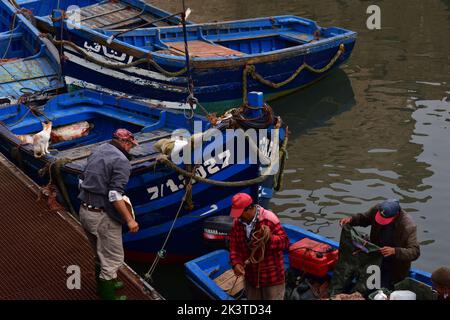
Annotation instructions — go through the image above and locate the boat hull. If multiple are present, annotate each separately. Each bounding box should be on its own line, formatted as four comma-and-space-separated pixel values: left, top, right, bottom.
60, 32, 356, 111
0, 129, 262, 261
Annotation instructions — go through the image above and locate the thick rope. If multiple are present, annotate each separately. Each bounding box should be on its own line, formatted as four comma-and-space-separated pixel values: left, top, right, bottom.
48, 38, 188, 77
243, 44, 345, 103
157, 155, 269, 187
273, 125, 289, 192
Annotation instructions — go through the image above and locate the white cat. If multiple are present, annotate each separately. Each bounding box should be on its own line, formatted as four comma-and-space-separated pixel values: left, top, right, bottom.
33, 121, 52, 158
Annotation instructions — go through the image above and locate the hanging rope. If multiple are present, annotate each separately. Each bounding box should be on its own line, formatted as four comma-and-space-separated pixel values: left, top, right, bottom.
244, 224, 271, 289
242, 44, 346, 103
273, 125, 289, 192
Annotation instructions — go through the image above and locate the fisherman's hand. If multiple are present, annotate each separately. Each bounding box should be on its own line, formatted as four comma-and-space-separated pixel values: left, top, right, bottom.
339, 217, 352, 226
379, 246, 395, 257
233, 264, 245, 277
127, 219, 139, 233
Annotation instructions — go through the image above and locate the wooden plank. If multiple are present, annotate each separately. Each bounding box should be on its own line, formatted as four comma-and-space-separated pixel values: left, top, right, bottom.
166, 40, 245, 58
213, 269, 245, 296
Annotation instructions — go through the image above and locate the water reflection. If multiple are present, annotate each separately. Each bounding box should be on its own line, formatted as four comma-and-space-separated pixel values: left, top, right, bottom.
142, 0, 450, 282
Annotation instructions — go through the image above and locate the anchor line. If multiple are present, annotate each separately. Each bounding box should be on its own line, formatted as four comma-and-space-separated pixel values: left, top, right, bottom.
144, 166, 197, 282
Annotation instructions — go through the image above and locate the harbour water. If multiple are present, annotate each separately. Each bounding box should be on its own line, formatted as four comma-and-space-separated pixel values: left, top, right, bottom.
138, 0, 450, 299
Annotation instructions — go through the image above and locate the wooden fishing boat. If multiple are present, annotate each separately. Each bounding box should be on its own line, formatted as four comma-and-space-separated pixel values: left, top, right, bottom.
0, 89, 286, 262
16, 0, 357, 110
185, 224, 434, 300
13, 0, 191, 30
0, 0, 64, 105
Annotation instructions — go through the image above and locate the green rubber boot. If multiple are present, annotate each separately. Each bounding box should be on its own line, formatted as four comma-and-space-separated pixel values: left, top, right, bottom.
95, 264, 124, 291
97, 279, 127, 300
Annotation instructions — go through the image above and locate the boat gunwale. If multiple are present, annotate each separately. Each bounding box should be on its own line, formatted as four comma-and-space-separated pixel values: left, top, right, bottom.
57, 14, 357, 68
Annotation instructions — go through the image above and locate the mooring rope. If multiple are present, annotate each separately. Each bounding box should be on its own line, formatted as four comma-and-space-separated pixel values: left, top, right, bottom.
157, 155, 270, 187
242, 44, 345, 104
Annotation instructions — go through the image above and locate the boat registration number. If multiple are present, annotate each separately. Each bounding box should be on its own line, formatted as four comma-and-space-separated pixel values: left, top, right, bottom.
146, 150, 231, 200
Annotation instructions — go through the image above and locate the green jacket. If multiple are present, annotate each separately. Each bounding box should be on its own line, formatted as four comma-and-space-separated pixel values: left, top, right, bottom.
350, 205, 420, 284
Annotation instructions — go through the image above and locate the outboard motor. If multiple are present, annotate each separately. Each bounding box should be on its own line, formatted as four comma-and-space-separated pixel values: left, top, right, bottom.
203, 216, 234, 249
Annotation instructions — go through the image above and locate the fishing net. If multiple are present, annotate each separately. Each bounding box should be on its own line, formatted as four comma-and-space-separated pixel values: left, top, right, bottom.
328, 224, 383, 297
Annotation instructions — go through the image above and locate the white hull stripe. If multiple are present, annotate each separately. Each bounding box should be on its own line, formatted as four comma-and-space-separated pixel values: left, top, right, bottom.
65, 76, 196, 110
64, 46, 187, 83
64, 51, 187, 93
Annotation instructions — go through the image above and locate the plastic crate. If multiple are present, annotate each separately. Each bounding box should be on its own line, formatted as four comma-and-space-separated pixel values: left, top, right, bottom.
394, 277, 438, 300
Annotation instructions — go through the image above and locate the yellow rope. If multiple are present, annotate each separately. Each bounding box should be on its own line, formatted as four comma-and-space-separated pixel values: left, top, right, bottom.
243, 44, 345, 103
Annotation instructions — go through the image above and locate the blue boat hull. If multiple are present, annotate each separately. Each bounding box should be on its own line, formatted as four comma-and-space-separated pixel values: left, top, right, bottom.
0, 90, 282, 262
61, 34, 356, 110
0, 0, 64, 103
35, 13, 358, 110
185, 224, 433, 300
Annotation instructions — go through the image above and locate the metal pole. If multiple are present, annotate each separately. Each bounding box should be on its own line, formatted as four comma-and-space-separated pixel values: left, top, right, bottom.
181, 0, 194, 102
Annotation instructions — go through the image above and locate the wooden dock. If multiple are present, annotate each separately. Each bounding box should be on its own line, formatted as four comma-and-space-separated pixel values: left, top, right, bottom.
0, 153, 163, 300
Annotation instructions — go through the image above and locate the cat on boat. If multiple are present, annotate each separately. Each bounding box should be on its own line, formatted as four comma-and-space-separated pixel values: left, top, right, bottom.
33, 121, 52, 158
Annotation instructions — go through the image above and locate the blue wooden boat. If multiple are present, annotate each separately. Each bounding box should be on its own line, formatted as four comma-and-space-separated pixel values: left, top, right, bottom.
24, 3, 357, 110
0, 89, 285, 262
185, 224, 433, 300
13, 0, 191, 29
0, 0, 64, 105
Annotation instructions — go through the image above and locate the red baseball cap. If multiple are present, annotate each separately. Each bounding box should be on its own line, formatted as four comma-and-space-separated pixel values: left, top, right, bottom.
375, 199, 400, 225
113, 128, 139, 146
230, 193, 253, 218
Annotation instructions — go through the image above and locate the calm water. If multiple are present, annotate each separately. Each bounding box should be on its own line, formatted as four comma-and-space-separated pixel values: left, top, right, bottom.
138, 0, 450, 299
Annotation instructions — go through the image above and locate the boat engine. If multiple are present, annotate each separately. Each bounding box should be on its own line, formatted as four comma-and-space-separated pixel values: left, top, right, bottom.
203, 216, 233, 250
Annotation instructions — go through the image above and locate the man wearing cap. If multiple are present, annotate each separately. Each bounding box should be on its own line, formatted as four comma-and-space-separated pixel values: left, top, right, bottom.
340, 199, 420, 288
431, 267, 450, 300
229, 193, 289, 300
78, 128, 140, 300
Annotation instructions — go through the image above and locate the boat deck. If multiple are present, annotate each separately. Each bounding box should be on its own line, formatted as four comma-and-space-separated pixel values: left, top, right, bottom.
165, 40, 245, 58
0, 57, 62, 102
0, 153, 163, 300
78, 1, 174, 30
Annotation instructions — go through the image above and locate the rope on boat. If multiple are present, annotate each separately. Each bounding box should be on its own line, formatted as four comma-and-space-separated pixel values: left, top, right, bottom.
242, 43, 346, 104
245, 224, 271, 289
45, 37, 188, 77
157, 155, 270, 187
273, 125, 289, 192
0, 6, 32, 60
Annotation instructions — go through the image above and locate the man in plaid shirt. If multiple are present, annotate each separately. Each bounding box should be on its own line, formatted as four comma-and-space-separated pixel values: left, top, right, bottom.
229, 193, 289, 300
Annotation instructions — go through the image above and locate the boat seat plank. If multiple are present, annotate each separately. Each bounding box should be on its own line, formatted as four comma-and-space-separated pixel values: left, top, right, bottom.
165, 41, 245, 57
213, 269, 244, 296
282, 32, 319, 43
